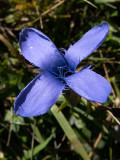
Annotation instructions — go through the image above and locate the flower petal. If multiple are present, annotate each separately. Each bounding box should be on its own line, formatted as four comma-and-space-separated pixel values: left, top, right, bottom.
14, 72, 65, 117
65, 69, 111, 103
19, 28, 66, 71
65, 22, 109, 71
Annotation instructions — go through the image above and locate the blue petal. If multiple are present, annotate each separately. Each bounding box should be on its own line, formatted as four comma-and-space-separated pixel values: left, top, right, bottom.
65, 68, 111, 103
19, 28, 66, 71
65, 22, 109, 71
14, 72, 65, 117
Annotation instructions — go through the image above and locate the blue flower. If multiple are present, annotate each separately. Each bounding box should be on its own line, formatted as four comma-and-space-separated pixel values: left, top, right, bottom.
14, 22, 111, 117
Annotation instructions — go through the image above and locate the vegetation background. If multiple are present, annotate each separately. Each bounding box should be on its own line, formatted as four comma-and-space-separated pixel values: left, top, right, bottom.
0, 0, 120, 160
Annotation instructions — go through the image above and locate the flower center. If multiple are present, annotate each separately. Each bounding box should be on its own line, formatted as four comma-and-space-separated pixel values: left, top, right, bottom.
55, 66, 73, 83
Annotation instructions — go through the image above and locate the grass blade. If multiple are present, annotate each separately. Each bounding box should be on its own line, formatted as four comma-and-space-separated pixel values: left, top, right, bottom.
51, 105, 90, 160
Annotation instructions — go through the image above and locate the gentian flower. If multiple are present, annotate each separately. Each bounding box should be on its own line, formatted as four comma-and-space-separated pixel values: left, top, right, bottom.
14, 22, 111, 117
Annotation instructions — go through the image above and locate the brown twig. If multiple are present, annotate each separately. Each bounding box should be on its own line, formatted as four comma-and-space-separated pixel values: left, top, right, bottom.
83, 0, 97, 9
41, 0, 65, 16
89, 114, 112, 158
89, 100, 120, 158
35, 0, 43, 29
107, 110, 120, 125
14, 0, 66, 30
89, 131, 104, 158
32, 0, 66, 24
100, 52, 116, 99
0, 34, 18, 57
56, 134, 66, 149
39, 15, 43, 29
102, 62, 116, 99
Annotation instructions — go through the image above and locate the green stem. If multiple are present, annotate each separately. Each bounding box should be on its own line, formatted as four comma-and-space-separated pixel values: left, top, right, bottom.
109, 146, 112, 160
57, 99, 69, 112
51, 104, 90, 160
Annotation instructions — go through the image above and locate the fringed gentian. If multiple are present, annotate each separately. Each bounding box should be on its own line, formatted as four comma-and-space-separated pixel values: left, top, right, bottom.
14, 22, 111, 117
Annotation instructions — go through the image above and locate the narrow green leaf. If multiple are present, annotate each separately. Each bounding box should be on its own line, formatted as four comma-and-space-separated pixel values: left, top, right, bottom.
22, 134, 53, 160
95, 0, 120, 3
86, 57, 115, 61
33, 126, 45, 143
51, 105, 90, 160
